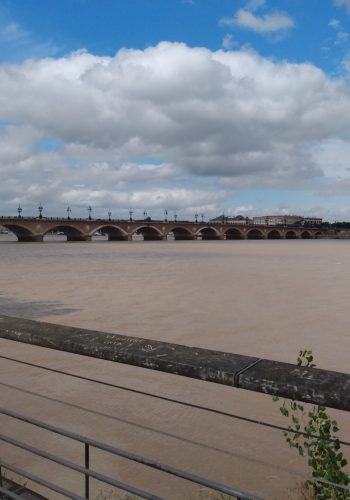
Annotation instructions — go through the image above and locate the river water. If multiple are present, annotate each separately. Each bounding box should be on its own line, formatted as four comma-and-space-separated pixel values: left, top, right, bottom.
0, 236, 349, 498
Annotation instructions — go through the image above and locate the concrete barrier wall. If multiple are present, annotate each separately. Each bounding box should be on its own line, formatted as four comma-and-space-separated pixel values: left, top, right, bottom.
0, 315, 349, 411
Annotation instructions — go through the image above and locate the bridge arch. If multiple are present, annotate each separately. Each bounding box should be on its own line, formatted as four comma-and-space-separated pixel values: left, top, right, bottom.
285, 230, 298, 239
315, 231, 323, 239
165, 226, 193, 240
43, 225, 87, 242
195, 226, 221, 240
2, 223, 38, 242
225, 227, 244, 240
132, 225, 163, 241
301, 230, 312, 239
92, 225, 128, 241
267, 229, 282, 240
247, 228, 264, 240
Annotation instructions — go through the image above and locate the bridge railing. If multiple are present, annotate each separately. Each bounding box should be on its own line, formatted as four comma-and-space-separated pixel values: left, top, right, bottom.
0, 216, 195, 224
0, 316, 349, 499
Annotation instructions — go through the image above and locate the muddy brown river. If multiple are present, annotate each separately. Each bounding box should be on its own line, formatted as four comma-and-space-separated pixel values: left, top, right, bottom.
0, 236, 349, 499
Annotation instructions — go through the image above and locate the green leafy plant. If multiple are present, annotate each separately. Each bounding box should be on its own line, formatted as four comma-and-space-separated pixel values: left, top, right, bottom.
273, 350, 350, 499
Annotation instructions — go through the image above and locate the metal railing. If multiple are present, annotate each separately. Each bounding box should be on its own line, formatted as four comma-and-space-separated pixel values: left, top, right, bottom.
0, 392, 260, 500
0, 406, 262, 500
0, 216, 193, 224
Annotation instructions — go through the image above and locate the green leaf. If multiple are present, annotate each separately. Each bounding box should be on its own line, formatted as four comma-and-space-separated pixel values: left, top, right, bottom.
292, 415, 299, 424
280, 406, 289, 417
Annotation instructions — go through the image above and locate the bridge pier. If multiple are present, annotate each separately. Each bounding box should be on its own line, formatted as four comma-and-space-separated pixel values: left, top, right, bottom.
171, 232, 195, 240
173, 235, 195, 240
18, 235, 43, 243
67, 235, 91, 242
201, 235, 222, 240
143, 234, 164, 241
108, 235, 129, 241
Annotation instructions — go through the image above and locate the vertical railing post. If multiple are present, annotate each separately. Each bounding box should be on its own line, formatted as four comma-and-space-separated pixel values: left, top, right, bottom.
85, 443, 89, 499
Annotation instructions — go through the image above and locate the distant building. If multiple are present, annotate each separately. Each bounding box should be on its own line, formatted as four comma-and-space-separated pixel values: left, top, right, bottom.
253, 215, 303, 226
209, 214, 323, 226
302, 217, 323, 225
253, 215, 323, 226
209, 214, 252, 224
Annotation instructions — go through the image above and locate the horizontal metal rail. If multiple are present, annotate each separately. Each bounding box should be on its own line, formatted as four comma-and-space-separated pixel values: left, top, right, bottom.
8, 356, 350, 457
0, 486, 24, 500
0, 407, 262, 500
0, 433, 161, 500
0, 216, 193, 223
3, 353, 349, 447
3, 380, 350, 497
0, 315, 349, 411
0, 459, 85, 500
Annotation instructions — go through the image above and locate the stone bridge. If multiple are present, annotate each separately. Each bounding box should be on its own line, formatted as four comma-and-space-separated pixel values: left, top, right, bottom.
0, 216, 326, 242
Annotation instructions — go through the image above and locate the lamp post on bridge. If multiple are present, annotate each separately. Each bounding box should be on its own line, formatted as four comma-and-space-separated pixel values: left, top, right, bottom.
143, 210, 147, 221
87, 206, 92, 221
201, 213, 204, 223
38, 204, 43, 219
108, 210, 112, 221
174, 212, 178, 223
164, 209, 168, 223
129, 209, 133, 222
67, 206, 71, 220
195, 213, 198, 224
17, 205, 22, 219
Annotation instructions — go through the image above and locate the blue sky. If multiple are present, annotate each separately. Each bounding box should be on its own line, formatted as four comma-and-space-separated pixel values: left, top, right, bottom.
2, 0, 349, 73
1, 0, 350, 220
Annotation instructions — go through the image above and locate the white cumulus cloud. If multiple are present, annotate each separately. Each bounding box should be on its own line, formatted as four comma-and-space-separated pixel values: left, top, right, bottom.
335, 0, 350, 13
1, 42, 350, 216
220, 9, 294, 33
222, 34, 238, 50
329, 18, 341, 29
246, 0, 266, 11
